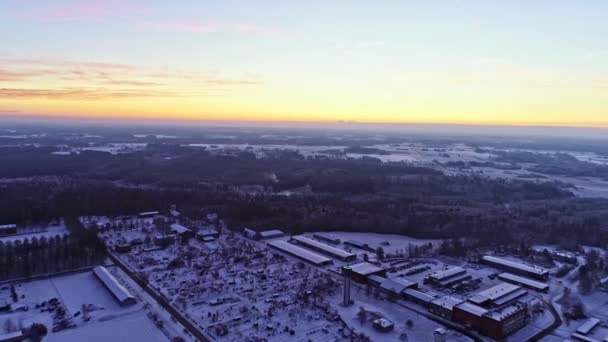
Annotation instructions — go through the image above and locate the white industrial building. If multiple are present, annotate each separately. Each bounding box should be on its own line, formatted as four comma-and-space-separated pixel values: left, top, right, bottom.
267, 240, 333, 266
93, 266, 136, 306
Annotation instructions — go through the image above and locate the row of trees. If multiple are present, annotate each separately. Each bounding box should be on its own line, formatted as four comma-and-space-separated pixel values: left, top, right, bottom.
0, 218, 105, 281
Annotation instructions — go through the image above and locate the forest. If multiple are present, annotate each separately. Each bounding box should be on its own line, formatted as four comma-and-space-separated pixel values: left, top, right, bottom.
1, 143, 607, 253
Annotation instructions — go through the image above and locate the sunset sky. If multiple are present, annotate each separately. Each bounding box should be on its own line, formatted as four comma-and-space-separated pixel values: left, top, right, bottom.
1, 0, 607, 127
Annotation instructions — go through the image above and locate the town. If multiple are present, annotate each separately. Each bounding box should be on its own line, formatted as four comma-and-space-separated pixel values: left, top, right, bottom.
1, 205, 607, 342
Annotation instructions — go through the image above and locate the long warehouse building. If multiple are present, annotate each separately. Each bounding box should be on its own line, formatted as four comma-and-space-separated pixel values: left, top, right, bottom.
481, 255, 549, 280
291, 235, 356, 261
93, 266, 136, 306
267, 240, 333, 266
498, 273, 550, 293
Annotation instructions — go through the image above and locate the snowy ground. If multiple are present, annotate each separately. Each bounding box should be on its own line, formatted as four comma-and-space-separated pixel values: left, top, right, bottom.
45, 312, 167, 342
0, 268, 168, 341
329, 286, 472, 342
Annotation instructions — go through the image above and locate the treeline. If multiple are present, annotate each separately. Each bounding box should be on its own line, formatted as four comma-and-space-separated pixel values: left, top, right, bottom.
0, 218, 106, 281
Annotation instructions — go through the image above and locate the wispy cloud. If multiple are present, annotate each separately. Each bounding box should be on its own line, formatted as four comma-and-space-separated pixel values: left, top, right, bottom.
0, 55, 262, 101
0, 88, 176, 100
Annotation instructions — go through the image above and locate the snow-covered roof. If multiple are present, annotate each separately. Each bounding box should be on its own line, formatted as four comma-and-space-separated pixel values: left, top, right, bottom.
138, 211, 159, 216
380, 277, 417, 293
455, 302, 488, 317
431, 295, 464, 310
576, 318, 601, 335
267, 240, 332, 265
482, 255, 548, 276
0, 224, 16, 230
348, 262, 385, 276
428, 266, 466, 281
291, 235, 355, 259
93, 266, 135, 304
259, 230, 284, 238
197, 228, 218, 236
372, 318, 394, 328
170, 223, 191, 234
498, 273, 550, 291
474, 282, 521, 302
404, 288, 436, 303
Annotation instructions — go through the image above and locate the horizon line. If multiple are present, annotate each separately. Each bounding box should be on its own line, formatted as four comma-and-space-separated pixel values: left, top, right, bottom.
1, 113, 608, 131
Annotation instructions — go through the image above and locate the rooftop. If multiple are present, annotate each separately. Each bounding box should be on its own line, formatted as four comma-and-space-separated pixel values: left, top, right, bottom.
93, 266, 135, 303
0, 224, 16, 230
456, 302, 488, 317
170, 223, 191, 234
482, 255, 548, 276
267, 240, 332, 265
484, 302, 526, 321
474, 283, 521, 301
291, 235, 355, 259
431, 295, 464, 310
259, 230, 284, 238
429, 266, 466, 281
576, 318, 601, 335
349, 262, 385, 276
498, 273, 550, 290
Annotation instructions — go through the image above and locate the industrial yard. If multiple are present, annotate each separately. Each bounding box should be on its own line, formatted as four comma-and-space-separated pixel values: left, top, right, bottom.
1, 209, 607, 342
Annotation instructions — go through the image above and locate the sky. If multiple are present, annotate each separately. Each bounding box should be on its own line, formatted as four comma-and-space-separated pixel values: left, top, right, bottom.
1, 0, 607, 127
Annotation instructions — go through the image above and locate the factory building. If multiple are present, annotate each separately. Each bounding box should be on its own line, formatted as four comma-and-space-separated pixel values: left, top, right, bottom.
453, 301, 528, 340
429, 295, 464, 320
403, 288, 436, 307
93, 266, 136, 306
347, 262, 387, 283
424, 266, 470, 287
267, 240, 333, 266
481, 255, 549, 281
498, 273, 550, 293
468, 283, 527, 308
0, 224, 17, 236
313, 233, 341, 245
290, 235, 356, 261
368, 275, 418, 297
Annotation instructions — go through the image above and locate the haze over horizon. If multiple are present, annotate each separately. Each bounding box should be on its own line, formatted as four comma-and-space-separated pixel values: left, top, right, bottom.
1, 1, 607, 127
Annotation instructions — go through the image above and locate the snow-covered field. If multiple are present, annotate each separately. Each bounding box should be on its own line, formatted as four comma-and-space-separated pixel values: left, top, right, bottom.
0, 268, 168, 341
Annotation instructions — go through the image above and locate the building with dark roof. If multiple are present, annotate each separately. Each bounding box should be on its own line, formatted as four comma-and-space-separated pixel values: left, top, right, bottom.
403, 288, 436, 307
348, 262, 386, 283
429, 295, 464, 320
